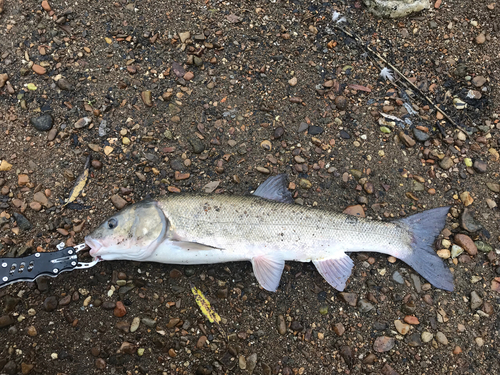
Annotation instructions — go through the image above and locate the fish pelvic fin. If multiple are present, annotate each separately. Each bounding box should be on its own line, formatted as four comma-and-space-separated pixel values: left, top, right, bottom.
251, 254, 285, 292
313, 254, 354, 291
397, 206, 454, 292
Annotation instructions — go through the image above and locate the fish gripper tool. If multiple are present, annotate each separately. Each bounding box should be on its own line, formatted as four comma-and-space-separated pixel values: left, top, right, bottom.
0, 243, 98, 288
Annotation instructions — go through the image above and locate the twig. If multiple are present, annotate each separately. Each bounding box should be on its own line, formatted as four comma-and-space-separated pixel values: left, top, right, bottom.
333, 25, 466, 134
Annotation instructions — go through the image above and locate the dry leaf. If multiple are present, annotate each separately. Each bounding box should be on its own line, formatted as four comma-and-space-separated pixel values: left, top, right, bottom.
63, 156, 90, 207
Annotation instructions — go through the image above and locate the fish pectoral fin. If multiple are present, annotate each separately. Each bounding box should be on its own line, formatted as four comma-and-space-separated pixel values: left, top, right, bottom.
171, 240, 220, 251
313, 254, 354, 291
251, 255, 285, 292
253, 174, 294, 204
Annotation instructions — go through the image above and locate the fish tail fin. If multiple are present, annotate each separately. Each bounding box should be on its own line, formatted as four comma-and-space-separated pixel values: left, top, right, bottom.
397, 207, 454, 291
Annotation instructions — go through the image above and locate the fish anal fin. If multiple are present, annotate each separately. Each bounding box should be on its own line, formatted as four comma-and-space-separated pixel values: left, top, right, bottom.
313, 254, 354, 291
253, 174, 294, 204
251, 255, 285, 292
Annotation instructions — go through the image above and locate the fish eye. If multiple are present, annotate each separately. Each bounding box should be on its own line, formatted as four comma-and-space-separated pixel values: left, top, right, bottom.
107, 218, 118, 229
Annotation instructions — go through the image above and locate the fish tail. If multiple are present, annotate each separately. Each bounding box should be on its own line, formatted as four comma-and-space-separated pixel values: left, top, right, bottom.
397, 207, 454, 291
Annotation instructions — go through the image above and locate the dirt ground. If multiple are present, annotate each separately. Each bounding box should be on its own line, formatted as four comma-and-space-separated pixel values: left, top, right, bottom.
1, 0, 500, 374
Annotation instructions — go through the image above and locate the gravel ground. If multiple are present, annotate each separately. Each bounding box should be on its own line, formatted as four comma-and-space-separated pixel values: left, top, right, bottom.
1, 0, 500, 374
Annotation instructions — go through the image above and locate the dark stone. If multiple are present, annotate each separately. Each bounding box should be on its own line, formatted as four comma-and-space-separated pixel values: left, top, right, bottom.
290, 320, 303, 331
460, 208, 483, 232
184, 267, 195, 277
335, 96, 347, 110
373, 321, 388, 331
3, 296, 20, 313
118, 286, 135, 295
407, 332, 422, 346
57, 78, 72, 90
30, 114, 53, 131
36, 277, 50, 292
413, 128, 429, 142
2, 360, 17, 375
274, 127, 284, 138
12, 212, 32, 231
169, 159, 184, 171
43, 296, 58, 312
297, 122, 309, 132
358, 299, 374, 312
340, 345, 354, 369
102, 301, 116, 310
308, 126, 324, 135
339, 130, 351, 139
59, 295, 71, 306
473, 160, 487, 173
0, 315, 15, 328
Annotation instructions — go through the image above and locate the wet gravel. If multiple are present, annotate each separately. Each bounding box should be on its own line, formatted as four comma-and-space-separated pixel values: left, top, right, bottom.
1, 0, 500, 374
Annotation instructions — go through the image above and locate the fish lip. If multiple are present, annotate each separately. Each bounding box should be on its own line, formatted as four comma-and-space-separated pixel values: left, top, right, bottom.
84, 236, 102, 258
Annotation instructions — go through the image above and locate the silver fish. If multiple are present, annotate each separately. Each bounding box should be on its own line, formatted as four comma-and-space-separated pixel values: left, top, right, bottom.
85, 175, 454, 292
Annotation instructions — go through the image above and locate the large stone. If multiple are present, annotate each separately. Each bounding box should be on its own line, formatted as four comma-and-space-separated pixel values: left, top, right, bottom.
363, 0, 430, 18
30, 114, 53, 131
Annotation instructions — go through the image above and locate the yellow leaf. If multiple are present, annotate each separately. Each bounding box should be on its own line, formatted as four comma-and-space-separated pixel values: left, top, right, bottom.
191, 286, 221, 324
63, 156, 90, 207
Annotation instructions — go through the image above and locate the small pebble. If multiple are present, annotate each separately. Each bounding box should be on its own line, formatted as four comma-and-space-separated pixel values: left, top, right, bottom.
114, 301, 127, 317
454, 234, 477, 256
333, 322, 345, 336
392, 271, 404, 284
43, 296, 58, 312
475, 33, 486, 44
373, 336, 395, 352
421, 331, 433, 343
277, 315, 287, 335
394, 320, 410, 335
435, 331, 448, 345
470, 291, 483, 310
339, 292, 358, 306
110, 194, 127, 210
130, 317, 140, 333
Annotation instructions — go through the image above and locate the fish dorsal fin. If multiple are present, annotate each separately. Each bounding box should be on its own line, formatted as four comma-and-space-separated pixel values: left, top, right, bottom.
313, 254, 354, 291
251, 254, 285, 292
253, 174, 294, 203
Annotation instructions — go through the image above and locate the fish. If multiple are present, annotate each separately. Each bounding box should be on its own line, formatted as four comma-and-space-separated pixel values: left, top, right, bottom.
85, 175, 454, 292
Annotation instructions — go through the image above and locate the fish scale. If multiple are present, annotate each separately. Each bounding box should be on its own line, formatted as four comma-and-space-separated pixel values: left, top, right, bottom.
159, 194, 410, 260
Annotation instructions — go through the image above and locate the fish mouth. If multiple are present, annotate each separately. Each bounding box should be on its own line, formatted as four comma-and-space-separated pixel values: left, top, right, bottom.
85, 236, 103, 259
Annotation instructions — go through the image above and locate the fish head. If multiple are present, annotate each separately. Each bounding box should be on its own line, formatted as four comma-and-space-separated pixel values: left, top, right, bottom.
85, 200, 167, 261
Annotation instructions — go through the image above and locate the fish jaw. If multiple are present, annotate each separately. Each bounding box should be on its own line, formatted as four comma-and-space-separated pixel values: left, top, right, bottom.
85, 235, 112, 261
85, 234, 161, 261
